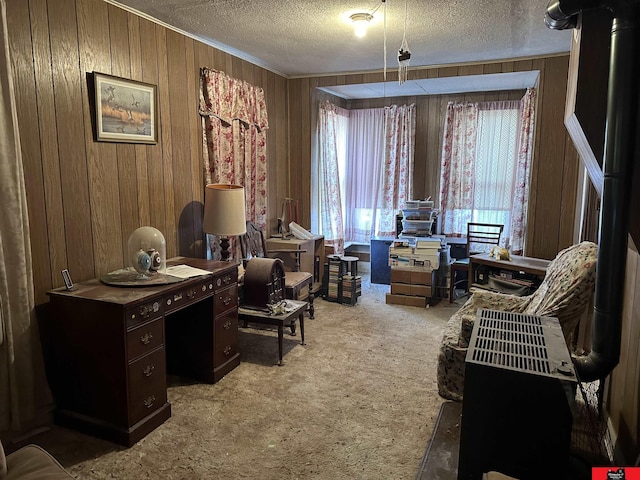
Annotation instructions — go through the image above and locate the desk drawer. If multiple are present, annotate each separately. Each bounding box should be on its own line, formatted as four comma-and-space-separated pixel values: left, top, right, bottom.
214, 271, 238, 292
126, 300, 163, 329
128, 347, 167, 425
164, 281, 211, 314
214, 310, 238, 367
214, 284, 238, 314
127, 318, 164, 361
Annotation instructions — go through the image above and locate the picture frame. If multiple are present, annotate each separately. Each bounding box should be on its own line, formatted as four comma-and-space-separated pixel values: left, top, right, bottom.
93, 72, 158, 144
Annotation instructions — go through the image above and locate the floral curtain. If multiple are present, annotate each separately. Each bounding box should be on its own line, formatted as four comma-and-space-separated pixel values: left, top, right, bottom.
439, 101, 479, 235
318, 100, 347, 253
510, 88, 536, 254
199, 67, 268, 259
378, 103, 415, 237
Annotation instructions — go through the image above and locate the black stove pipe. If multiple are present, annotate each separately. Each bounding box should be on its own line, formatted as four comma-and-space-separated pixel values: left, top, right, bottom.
545, 1, 639, 382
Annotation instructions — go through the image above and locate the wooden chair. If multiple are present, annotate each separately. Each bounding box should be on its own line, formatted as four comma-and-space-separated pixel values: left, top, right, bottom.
239, 221, 316, 320
449, 222, 504, 302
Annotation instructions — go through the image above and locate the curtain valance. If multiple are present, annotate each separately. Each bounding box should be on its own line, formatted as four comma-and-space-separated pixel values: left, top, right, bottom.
198, 67, 269, 131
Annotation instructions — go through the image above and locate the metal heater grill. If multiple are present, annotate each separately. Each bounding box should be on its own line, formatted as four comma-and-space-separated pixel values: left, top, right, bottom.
458, 309, 577, 480
470, 310, 552, 374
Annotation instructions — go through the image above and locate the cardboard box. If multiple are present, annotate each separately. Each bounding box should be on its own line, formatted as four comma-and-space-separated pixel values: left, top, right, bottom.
411, 285, 432, 297
391, 283, 412, 295
391, 267, 434, 286
390, 268, 412, 284
385, 293, 427, 307
391, 283, 432, 297
411, 270, 433, 285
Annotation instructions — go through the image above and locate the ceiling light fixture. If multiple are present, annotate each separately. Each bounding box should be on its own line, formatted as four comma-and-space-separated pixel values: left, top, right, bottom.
350, 12, 374, 37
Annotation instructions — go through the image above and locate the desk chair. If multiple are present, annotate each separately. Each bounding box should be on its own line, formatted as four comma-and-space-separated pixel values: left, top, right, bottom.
240, 221, 316, 319
449, 222, 504, 302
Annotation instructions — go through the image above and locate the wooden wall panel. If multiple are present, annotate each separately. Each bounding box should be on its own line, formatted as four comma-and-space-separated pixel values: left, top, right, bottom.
49, 0, 95, 282
186, 39, 203, 259
129, 14, 151, 228
12, 0, 52, 305
8, 0, 289, 303
110, 5, 140, 264
78, 0, 122, 278
166, 30, 194, 258
139, 18, 165, 238
609, 248, 640, 462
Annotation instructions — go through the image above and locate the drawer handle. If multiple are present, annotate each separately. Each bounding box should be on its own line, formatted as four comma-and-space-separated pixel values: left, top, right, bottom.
223, 274, 232, 285
143, 364, 155, 377
222, 295, 232, 306
187, 289, 197, 299
173, 293, 183, 301
144, 395, 156, 408
139, 304, 153, 319
140, 332, 153, 345
223, 319, 232, 330
223, 345, 232, 356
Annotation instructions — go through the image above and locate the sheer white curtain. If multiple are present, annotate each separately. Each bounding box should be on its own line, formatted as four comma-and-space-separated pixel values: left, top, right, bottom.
344, 108, 385, 243
439, 89, 536, 252
474, 100, 520, 242
318, 101, 348, 253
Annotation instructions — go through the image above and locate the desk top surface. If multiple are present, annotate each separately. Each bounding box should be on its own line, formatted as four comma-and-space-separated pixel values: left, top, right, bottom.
48, 257, 237, 305
470, 253, 550, 276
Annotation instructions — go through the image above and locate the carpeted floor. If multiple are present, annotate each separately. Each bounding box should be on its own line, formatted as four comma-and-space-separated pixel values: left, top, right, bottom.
32, 269, 462, 479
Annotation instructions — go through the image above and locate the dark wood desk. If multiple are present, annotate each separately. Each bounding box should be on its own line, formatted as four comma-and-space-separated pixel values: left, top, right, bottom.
238, 300, 308, 365
45, 258, 239, 447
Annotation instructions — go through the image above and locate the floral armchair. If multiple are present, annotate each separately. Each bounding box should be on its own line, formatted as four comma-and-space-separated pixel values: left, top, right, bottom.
436, 241, 598, 402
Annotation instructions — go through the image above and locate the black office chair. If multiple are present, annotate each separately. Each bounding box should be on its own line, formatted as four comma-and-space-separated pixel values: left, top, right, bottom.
449, 222, 504, 302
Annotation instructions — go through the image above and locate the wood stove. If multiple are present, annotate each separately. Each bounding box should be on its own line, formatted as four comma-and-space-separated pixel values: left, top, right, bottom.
458, 309, 578, 480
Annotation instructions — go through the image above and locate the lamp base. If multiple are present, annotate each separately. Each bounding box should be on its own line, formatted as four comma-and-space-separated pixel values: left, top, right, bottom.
219, 237, 231, 261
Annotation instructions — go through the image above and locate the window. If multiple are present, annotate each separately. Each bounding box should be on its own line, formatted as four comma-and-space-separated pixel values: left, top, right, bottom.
440, 89, 536, 254
316, 101, 415, 251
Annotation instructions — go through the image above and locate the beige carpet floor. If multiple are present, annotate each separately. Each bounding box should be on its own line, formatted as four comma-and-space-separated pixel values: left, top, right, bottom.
33, 271, 461, 479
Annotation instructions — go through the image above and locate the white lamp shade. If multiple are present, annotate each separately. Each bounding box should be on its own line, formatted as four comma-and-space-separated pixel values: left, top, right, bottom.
203, 184, 247, 236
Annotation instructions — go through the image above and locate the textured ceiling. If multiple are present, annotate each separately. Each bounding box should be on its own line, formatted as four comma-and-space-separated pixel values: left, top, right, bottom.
108, 0, 572, 78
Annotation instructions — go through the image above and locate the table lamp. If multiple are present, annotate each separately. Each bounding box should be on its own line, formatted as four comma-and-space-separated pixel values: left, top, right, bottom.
203, 184, 247, 261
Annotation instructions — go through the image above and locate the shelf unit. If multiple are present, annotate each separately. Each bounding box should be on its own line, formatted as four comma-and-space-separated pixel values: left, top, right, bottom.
324, 255, 361, 305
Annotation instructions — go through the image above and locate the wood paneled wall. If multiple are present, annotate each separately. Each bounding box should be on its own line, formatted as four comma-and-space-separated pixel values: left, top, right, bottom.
609, 245, 640, 462
7, 0, 288, 304
289, 56, 580, 261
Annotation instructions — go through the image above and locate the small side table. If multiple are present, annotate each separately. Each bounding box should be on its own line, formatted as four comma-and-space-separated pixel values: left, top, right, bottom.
339, 255, 359, 276
238, 299, 308, 365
